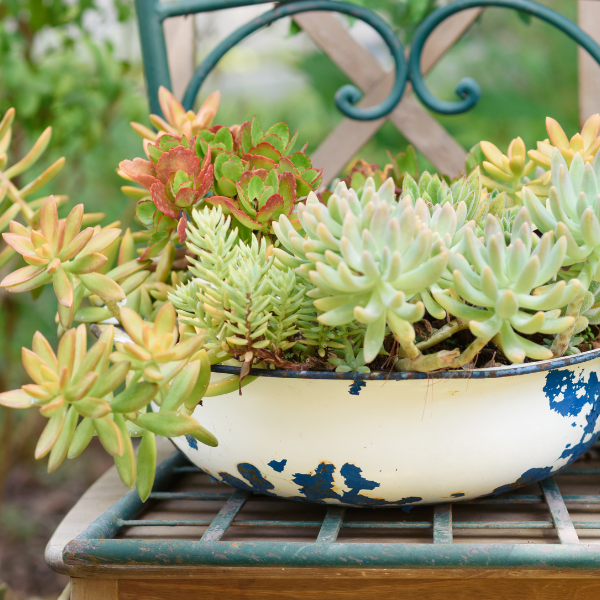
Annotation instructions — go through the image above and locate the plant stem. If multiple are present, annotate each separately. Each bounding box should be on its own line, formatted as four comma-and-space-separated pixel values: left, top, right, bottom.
106, 299, 121, 322
394, 348, 460, 372
416, 319, 469, 351
449, 337, 490, 369
551, 291, 586, 357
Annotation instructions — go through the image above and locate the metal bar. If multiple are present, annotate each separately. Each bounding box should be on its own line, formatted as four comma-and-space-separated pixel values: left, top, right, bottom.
467, 494, 600, 504
73, 452, 186, 541
119, 519, 213, 527
114, 519, 600, 530
540, 477, 580, 544
149, 492, 231, 501
157, 0, 274, 20
561, 468, 600, 475
433, 504, 453, 544
134, 0, 171, 117
63, 539, 600, 568
201, 490, 250, 542
317, 508, 345, 543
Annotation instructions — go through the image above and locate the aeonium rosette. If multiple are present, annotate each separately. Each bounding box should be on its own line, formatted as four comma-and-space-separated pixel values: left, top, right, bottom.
119, 134, 214, 257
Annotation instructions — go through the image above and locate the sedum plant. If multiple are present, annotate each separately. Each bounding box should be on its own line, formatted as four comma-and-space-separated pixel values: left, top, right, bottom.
2, 105, 600, 497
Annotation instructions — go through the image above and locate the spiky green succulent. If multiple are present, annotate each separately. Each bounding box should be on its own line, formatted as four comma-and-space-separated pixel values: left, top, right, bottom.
170, 206, 312, 370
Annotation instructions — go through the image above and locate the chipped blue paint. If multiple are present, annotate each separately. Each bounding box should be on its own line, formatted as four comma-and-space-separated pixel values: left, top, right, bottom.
543, 368, 600, 464
544, 369, 600, 417
348, 381, 366, 395
268, 459, 287, 473
217, 460, 422, 507
450, 493, 465, 498
219, 463, 276, 495
186, 435, 198, 450
491, 466, 554, 496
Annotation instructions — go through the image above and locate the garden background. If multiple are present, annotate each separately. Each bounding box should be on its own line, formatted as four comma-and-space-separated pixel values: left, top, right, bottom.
0, 0, 581, 596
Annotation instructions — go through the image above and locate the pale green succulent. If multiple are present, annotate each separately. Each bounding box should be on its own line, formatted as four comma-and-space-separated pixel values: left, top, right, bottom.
433, 210, 580, 363
401, 169, 504, 225
522, 148, 600, 283
274, 178, 450, 365
328, 338, 370, 373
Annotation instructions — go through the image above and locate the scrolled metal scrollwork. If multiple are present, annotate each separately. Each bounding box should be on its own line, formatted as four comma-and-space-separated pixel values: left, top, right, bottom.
157, 0, 600, 121
181, 0, 408, 121
408, 0, 600, 115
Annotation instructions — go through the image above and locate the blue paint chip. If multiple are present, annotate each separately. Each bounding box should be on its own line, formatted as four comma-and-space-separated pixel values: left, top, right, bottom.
268, 459, 287, 473
218, 459, 422, 507
491, 466, 554, 496
450, 493, 465, 498
544, 368, 600, 463
349, 381, 366, 395
185, 435, 198, 450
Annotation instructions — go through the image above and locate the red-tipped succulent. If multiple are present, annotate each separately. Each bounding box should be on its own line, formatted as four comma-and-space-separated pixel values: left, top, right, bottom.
207, 168, 297, 236
120, 135, 214, 255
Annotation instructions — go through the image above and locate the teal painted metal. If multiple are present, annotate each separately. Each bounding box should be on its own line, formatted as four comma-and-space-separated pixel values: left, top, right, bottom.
135, 0, 600, 120
409, 0, 600, 115
63, 451, 600, 568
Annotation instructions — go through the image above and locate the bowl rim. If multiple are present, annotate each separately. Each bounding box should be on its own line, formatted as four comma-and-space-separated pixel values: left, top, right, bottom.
212, 347, 600, 381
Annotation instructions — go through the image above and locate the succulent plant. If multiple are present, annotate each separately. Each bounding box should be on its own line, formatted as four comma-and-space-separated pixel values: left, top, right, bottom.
130, 86, 221, 141
274, 178, 454, 367
196, 116, 322, 197
120, 134, 214, 254
465, 137, 549, 203
170, 206, 311, 372
0, 108, 68, 269
432, 210, 579, 365
330, 146, 419, 200
529, 114, 600, 170
522, 147, 600, 355
207, 168, 297, 237
1, 197, 124, 327
327, 338, 370, 373
0, 325, 129, 471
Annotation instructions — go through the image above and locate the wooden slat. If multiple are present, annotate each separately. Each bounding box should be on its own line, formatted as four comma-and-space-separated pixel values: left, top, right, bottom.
71, 578, 118, 600
539, 477, 579, 545
433, 504, 453, 544
578, 0, 600, 124
297, 9, 482, 182
117, 576, 600, 599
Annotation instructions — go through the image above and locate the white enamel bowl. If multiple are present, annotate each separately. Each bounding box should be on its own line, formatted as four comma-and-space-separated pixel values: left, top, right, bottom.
171, 351, 600, 507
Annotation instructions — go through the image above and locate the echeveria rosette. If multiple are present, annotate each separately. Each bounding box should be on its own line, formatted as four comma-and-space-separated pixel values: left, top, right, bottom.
207, 168, 297, 237
0, 325, 130, 473
120, 135, 214, 254
529, 114, 600, 170
274, 178, 453, 368
0, 197, 124, 327
433, 210, 580, 364
522, 147, 600, 355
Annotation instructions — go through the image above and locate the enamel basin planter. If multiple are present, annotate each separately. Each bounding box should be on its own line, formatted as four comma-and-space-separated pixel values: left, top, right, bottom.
171, 350, 600, 507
